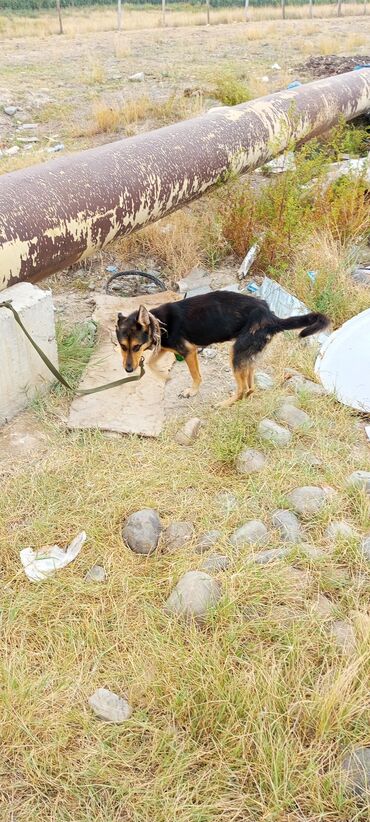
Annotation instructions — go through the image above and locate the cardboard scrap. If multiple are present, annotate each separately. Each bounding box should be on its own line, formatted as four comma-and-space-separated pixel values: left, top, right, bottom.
68, 292, 178, 438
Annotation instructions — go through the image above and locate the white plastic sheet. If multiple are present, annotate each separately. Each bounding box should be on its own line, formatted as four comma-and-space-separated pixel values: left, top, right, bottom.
315, 308, 370, 412
20, 531, 86, 582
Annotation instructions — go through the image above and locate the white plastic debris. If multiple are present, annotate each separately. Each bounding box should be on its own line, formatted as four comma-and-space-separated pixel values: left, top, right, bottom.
238, 243, 259, 279
258, 277, 330, 347
271, 63, 281, 70
128, 72, 144, 82
264, 151, 296, 174
365, 425, 370, 443
315, 308, 370, 412
20, 531, 86, 582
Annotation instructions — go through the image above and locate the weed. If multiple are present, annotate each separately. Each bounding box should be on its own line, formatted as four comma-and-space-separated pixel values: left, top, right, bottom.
213, 70, 252, 106
55, 321, 95, 392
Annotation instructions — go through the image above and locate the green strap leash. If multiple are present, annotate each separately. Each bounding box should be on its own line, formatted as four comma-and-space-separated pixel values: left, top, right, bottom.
0, 300, 145, 396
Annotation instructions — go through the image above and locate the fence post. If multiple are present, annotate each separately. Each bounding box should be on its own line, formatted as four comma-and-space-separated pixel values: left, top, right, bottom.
206, 0, 210, 25
337, 0, 342, 15
245, 0, 249, 21
309, 0, 313, 18
282, 0, 286, 19
56, 0, 63, 34
162, 0, 166, 27
117, 0, 122, 32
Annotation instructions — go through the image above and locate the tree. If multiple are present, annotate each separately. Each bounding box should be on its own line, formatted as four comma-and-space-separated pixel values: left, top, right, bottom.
56, 0, 63, 35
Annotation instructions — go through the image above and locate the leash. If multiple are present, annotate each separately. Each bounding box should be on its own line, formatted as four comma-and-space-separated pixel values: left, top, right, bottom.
0, 300, 145, 396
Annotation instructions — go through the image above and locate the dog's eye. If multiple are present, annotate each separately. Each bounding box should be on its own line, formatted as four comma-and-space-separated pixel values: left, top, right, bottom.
121, 344, 128, 352
132, 344, 141, 352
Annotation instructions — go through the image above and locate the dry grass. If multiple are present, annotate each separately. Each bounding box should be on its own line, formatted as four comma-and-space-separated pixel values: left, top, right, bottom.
1, 326, 369, 821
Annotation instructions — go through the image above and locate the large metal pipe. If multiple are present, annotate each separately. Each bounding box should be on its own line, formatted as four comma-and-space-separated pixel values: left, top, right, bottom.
1, 69, 370, 291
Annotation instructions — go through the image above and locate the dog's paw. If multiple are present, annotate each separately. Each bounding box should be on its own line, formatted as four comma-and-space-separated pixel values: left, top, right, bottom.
179, 387, 199, 399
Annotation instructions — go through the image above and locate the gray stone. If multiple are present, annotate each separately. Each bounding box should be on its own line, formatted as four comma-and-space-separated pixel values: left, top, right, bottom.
347, 470, 370, 494
235, 448, 266, 475
186, 285, 212, 298
162, 521, 194, 553
177, 267, 210, 294
311, 593, 334, 619
164, 570, 221, 623
46, 143, 64, 153
128, 72, 144, 82
201, 554, 230, 573
287, 486, 328, 516
341, 747, 370, 797
201, 347, 217, 360
84, 565, 106, 583
255, 371, 274, 390
284, 373, 326, 396
271, 509, 302, 543
195, 530, 221, 554
4, 146, 19, 156
214, 491, 237, 515
17, 123, 38, 130
230, 520, 268, 548
175, 417, 202, 446
122, 508, 161, 555
88, 687, 132, 723
325, 521, 357, 540
276, 402, 312, 431
249, 547, 289, 565
301, 545, 326, 561
331, 620, 357, 654
352, 267, 370, 286
4, 105, 18, 116
360, 534, 370, 561
17, 136, 39, 144
258, 419, 292, 446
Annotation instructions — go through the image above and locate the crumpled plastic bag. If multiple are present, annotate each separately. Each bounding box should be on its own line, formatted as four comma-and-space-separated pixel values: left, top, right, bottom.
20, 531, 86, 582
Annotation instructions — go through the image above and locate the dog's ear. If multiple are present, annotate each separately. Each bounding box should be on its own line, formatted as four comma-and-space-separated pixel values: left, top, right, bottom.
136, 305, 150, 329
117, 312, 126, 327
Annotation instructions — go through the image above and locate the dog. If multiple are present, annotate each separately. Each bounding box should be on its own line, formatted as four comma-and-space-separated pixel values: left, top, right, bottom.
115, 291, 330, 407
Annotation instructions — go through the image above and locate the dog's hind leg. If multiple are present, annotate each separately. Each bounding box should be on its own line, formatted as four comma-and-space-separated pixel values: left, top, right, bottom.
245, 364, 255, 396
180, 347, 202, 398
216, 364, 248, 408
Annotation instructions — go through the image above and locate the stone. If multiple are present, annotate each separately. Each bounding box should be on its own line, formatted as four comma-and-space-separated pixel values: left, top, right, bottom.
341, 747, 370, 797
17, 136, 39, 144
284, 373, 326, 395
235, 448, 266, 475
271, 509, 302, 543
201, 347, 217, 360
276, 402, 312, 431
0, 283, 58, 426
47, 143, 64, 153
175, 417, 202, 446
249, 547, 289, 565
195, 530, 221, 554
84, 565, 106, 583
301, 545, 326, 561
255, 371, 274, 390
122, 508, 161, 555
214, 491, 237, 515
177, 267, 210, 294
230, 520, 268, 548
162, 521, 194, 552
201, 554, 230, 573
128, 72, 144, 82
258, 419, 292, 446
347, 470, 370, 494
17, 123, 38, 130
360, 535, 370, 561
325, 521, 357, 540
164, 570, 221, 623
88, 687, 132, 723
4, 146, 20, 156
287, 486, 328, 516
4, 105, 18, 116
331, 620, 357, 654
310, 593, 334, 619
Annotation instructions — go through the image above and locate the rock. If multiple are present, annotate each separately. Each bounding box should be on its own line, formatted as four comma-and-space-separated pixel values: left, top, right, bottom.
88, 687, 132, 723
287, 486, 328, 516
235, 448, 266, 475
175, 417, 202, 446
258, 419, 292, 446
352, 267, 370, 286
271, 509, 302, 543
255, 371, 274, 390
325, 521, 357, 540
276, 402, 312, 431
84, 565, 106, 583
284, 373, 326, 395
214, 490, 237, 515
47, 143, 64, 153
311, 593, 334, 618
347, 470, 370, 494
4, 105, 18, 116
17, 136, 39, 143
294, 450, 323, 468
331, 620, 357, 654
201, 554, 230, 573
128, 72, 144, 82
195, 530, 221, 554
201, 347, 217, 360
360, 535, 370, 561
177, 267, 210, 294
17, 123, 38, 130
162, 521, 194, 552
249, 547, 289, 565
164, 570, 221, 623
230, 520, 268, 548
301, 545, 326, 561
341, 747, 370, 797
122, 508, 161, 555
4, 146, 20, 156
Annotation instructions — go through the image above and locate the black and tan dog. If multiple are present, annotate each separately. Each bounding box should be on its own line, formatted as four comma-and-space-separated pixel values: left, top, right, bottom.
116, 291, 330, 407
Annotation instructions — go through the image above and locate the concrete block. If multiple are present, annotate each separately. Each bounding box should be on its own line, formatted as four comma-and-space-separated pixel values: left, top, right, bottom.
0, 283, 58, 426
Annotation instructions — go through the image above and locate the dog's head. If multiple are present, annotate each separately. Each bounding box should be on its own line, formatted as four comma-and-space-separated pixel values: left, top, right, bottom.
116, 305, 157, 372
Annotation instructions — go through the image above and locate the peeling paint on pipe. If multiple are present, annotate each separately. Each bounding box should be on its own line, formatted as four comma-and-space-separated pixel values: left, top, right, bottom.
1, 69, 370, 290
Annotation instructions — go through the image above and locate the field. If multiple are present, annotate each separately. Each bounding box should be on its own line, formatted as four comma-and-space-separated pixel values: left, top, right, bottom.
1, 6, 370, 822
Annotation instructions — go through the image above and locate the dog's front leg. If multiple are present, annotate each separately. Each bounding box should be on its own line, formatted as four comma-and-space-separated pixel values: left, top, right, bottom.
180, 348, 202, 398
148, 349, 168, 380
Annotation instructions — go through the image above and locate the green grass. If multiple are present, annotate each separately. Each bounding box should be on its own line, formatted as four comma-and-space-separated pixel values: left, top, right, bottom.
1, 332, 369, 821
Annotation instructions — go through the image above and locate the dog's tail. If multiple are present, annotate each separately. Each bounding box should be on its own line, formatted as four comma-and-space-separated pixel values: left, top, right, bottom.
269, 311, 330, 338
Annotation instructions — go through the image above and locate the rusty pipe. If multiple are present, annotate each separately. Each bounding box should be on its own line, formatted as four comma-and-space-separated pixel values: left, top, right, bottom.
1, 69, 370, 290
